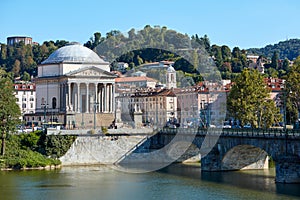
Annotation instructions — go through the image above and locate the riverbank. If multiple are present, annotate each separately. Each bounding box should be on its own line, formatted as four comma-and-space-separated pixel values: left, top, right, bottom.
0, 131, 75, 170
0, 164, 61, 171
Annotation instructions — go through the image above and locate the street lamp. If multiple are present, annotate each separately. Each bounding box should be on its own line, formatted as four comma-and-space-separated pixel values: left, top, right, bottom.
92, 101, 99, 130
41, 102, 48, 132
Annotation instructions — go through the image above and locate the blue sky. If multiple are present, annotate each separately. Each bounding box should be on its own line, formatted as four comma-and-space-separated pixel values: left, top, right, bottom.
1, 0, 299, 49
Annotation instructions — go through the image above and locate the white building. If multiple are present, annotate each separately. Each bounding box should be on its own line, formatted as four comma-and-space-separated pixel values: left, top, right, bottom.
14, 82, 36, 122
34, 43, 116, 128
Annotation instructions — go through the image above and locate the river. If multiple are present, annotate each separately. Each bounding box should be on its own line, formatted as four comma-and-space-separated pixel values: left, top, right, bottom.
0, 164, 299, 200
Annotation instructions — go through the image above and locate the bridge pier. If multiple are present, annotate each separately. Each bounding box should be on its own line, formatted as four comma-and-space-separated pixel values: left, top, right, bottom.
275, 156, 300, 183
200, 146, 222, 171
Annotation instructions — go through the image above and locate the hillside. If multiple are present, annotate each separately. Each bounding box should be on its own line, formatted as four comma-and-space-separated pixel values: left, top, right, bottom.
247, 39, 300, 60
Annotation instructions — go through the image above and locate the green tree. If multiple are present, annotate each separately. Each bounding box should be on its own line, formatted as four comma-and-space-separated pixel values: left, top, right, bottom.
227, 69, 281, 128
211, 45, 223, 68
84, 32, 104, 50
12, 59, 21, 77
271, 51, 279, 69
232, 47, 241, 58
284, 56, 300, 125
221, 45, 231, 61
0, 70, 21, 155
22, 71, 31, 82
266, 67, 278, 78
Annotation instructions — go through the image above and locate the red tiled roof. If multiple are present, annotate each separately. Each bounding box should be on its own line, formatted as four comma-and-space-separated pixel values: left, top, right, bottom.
14, 83, 36, 91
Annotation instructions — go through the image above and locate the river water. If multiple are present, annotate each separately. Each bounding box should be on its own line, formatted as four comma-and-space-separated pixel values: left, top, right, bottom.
0, 164, 299, 200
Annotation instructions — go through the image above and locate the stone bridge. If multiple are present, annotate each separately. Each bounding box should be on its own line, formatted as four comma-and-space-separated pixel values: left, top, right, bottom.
151, 128, 300, 183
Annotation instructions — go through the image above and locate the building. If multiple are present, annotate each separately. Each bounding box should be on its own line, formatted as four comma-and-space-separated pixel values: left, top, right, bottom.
116, 62, 129, 72
132, 71, 146, 77
115, 65, 178, 127
247, 55, 259, 64
140, 60, 175, 70
166, 65, 176, 89
7, 36, 32, 46
14, 82, 36, 123
115, 76, 157, 89
116, 88, 177, 127
176, 82, 228, 127
34, 42, 116, 128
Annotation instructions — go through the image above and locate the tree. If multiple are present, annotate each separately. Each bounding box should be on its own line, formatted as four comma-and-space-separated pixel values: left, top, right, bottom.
271, 51, 279, 70
22, 71, 31, 82
282, 58, 290, 71
12, 59, 21, 77
284, 56, 300, 125
0, 70, 21, 155
211, 45, 223, 68
227, 69, 281, 128
221, 45, 231, 61
232, 47, 241, 58
84, 32, 104, 50
266, 67, 278, 78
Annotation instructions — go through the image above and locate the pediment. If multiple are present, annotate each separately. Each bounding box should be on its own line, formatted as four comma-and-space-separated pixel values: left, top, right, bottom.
66, 66, 116, 78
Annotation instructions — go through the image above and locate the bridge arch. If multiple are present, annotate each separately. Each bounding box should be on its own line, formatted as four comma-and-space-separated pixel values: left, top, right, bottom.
221, 145, 269, 170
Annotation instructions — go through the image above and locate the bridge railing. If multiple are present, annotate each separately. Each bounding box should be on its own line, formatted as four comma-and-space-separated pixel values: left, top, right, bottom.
158, 127, 300, 138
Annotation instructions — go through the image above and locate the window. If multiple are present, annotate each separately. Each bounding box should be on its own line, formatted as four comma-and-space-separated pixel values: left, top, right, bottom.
52, 97, 57, 109
31, 91, 33, 95
30, 97, 34, 101
30, 103, 33, 108
22, 103, 26, 108
16, 98, 19, 102
22, 98, 26, 101
23, 91, 25, 95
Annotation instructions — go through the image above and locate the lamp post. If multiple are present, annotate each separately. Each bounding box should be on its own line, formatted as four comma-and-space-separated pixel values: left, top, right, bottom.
41, 102, 48, 133
92, 101, 99, 130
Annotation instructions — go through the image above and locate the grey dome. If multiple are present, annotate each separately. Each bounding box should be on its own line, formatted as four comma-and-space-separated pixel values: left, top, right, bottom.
41, 44, 105, 64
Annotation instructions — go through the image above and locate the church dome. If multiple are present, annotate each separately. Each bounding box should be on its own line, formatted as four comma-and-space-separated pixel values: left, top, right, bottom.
41, 43, 105, 64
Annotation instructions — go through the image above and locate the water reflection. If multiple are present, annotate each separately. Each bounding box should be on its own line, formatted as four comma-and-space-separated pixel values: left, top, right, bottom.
159, 163, 300, 198
0, 165, 299, 200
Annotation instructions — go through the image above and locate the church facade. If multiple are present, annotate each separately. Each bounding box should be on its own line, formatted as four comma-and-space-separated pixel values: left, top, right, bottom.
35, 43, 116, 128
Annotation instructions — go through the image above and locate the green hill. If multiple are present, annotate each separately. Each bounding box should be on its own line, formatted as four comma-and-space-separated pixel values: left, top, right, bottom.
247, 39, 300, 60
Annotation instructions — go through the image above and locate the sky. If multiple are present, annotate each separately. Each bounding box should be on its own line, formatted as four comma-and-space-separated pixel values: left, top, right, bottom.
0, 0, 299, 49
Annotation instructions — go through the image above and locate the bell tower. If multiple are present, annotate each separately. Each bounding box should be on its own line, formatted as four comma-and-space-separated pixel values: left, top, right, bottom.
166, 65, 176, 89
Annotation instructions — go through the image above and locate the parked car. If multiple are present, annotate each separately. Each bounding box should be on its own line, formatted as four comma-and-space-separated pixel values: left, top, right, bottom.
243, 123, 252, 128
223, 121, 231, 128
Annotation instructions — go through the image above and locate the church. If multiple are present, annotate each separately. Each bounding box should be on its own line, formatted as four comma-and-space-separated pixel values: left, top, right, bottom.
35, 42, 116, 129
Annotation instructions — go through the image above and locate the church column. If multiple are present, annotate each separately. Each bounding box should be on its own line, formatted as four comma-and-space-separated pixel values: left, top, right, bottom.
95, 83, 98, 113
103, 84, 107, 112
101, 85, 104, 112
112, 84, 115, 113
99, 86, 102, 113
109, 84, 113, 112
85, 83, 90, 113
77, 83, 80, 113
68, 83, 71, 111
107, 84, 110, 112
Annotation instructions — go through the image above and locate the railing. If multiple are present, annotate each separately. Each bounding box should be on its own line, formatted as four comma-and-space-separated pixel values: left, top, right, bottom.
158, 127, 300, 138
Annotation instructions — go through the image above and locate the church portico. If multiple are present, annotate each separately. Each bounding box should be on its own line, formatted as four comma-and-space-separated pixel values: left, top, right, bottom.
66, 81, 115, 114
35, 43, 116, 128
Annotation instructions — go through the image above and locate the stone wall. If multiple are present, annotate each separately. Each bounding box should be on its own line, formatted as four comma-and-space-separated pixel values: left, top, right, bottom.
74, 113, 114, 128
60, 135, 148, 165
